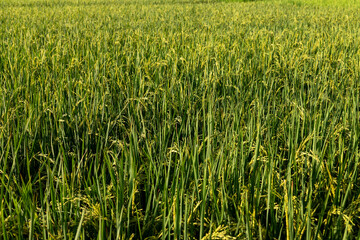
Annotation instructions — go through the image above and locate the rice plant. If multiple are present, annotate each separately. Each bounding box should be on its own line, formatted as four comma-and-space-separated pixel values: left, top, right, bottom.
1, 0, 360, 239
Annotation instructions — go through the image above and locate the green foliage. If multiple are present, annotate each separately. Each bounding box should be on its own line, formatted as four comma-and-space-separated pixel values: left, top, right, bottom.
276, 0, 360, 7
1, 0, 360, 239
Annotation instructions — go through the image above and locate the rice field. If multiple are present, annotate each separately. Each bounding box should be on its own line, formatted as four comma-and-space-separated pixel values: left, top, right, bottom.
1, 0, 360, 239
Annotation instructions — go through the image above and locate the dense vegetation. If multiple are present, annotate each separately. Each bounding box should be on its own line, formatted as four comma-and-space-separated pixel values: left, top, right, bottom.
1, 0, 360, 239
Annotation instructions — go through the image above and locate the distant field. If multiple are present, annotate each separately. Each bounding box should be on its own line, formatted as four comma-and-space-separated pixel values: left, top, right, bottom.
1, 0, 360, 239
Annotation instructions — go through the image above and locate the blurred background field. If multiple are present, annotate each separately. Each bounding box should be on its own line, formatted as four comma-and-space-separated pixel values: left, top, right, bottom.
1, 0, 360, 6
1, 0, 360, 239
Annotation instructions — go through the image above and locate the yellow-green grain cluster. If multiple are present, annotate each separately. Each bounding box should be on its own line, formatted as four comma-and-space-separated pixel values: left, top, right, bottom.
1, 0, 360, 239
